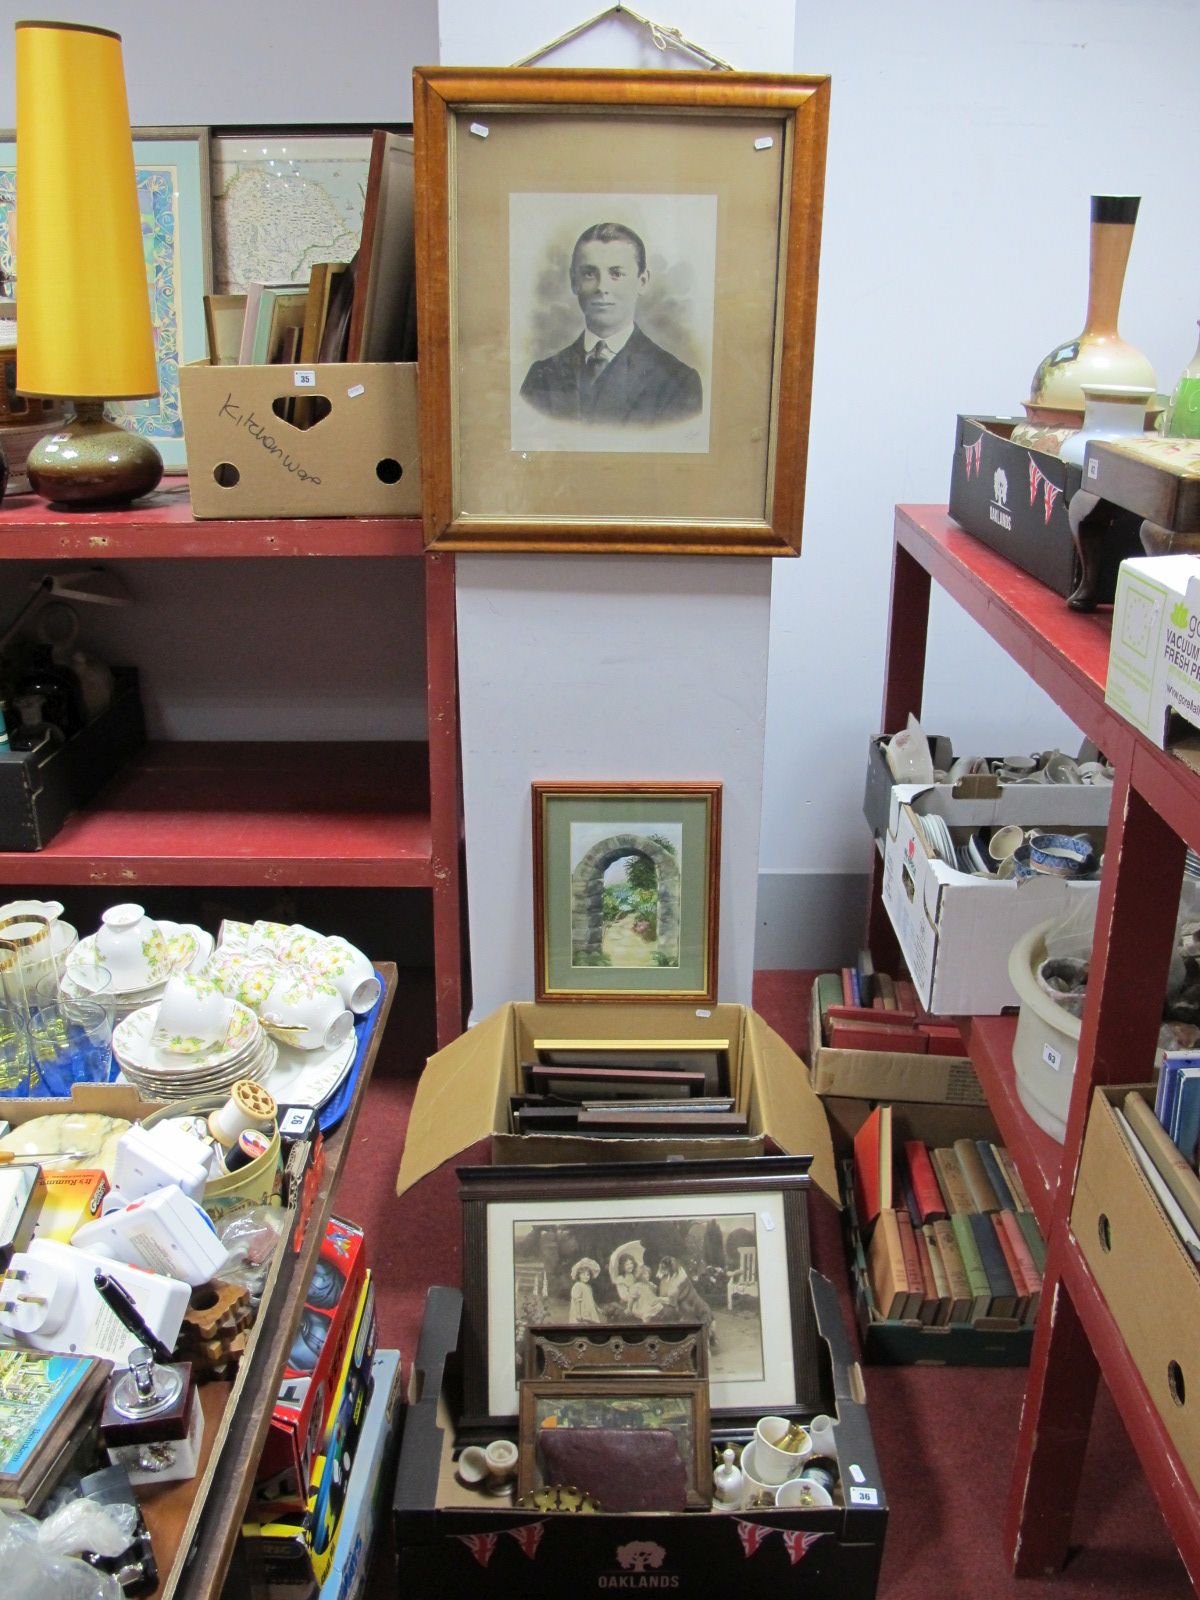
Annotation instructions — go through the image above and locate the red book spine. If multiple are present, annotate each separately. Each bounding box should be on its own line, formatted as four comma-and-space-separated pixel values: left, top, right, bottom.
840, 967, 856, 1006
990, 1212, 1030, 1297
996, 1209, 1041, 1291
904, 1140, 948, 1222
894, 1208, 924, 1307
828, 1022, 929, 1053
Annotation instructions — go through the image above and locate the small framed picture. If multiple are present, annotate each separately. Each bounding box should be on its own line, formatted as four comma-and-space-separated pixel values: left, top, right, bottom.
532, 781, 721, 1003
459, 1154, 818, 1437
413, 67, 830, 554
518, 1376, 711, 1510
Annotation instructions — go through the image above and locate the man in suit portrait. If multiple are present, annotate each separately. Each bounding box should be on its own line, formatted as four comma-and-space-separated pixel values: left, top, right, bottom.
519, 222, 703, 427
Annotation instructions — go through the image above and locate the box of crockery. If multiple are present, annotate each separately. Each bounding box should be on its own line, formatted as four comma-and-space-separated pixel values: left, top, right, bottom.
948, 414, 1141, 599
394, 1284, 888, 1600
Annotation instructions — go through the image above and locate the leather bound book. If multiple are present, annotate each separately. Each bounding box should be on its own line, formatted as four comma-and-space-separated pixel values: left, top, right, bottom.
852, 1104, 893, 1232
866, 1208, 910, 1319
904, 1140, 948, 1223
894, 1209, 926, 1319
989, 1213, 1030, 1321
975, 1140, 1016, 1209
1014, 1209, 1047, 1275
931, 1146, 975, 1214
996, 1210, 1042, 1323
827, 1020, 927, 1053
967, 1211, 1018, 1318
921, 1223, 952, 1325
539, 1427, 688, 1513
932, 1218, 973, 1323
954, 1137, 1002, 1213
993, 1145, 1034, 1213
949, 1212, 992, 1320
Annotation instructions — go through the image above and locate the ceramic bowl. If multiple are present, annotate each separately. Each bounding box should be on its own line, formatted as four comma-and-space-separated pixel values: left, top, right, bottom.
307, 938, 381, 1014
260, 973, 354, 1052
1028, 832, 1094, 878
95, 903, 171, 990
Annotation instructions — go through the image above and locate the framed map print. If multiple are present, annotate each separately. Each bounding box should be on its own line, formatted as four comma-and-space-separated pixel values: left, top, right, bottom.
0, 125, 210, 471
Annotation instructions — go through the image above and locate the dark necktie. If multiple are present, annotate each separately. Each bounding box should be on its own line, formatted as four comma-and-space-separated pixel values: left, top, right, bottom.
585, 339, 612, 386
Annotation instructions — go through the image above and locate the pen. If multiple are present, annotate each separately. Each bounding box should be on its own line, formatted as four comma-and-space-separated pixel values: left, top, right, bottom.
92, 1270, 174, 1364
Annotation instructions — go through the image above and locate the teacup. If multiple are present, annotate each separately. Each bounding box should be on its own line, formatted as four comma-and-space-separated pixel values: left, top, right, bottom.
988, 825, 1027, 863
205, 951, 282, 1009
152, 974, 236, 1055
995, 755, 1038, 783
753, 1416, 813, 1485
276, 924, 325, 966
260, 973, 354, 1052
1040, 750, 1082, 785
307, 938, 381, 1014
95, 904, 170, 991
775, 1475, 833, 1509
738, 1440, 784, 1509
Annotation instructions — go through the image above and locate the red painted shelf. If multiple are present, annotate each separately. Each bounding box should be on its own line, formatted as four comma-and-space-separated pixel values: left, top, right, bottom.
964, 1014, 1062, 1234
0, 741, 434, 887
0, 487, 425, 558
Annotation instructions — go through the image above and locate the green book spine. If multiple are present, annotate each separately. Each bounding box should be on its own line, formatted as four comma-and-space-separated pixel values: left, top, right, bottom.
815, 972, 844, 1030
1014, 1208, 1047, 1275
950, 1211, 992, 1318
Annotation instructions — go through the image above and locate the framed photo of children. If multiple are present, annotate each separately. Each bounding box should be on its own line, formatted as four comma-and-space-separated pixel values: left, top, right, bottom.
458, 1156, 820, 1438
413, 67, 830, 554
532, 781, 721, 1003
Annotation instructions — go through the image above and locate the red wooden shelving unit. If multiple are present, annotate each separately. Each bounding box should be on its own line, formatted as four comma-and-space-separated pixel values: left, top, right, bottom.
0, 489, 466, 1047
875, 504, 1200, 1584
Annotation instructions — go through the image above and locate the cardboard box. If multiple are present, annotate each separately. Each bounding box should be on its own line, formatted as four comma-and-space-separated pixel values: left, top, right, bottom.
949, 414, 1141, 599
1071, 1084, 1200, 1485
395, 1002, 839, 1210
806, 979, 986, 1164
393, 1284, 887, 1600
839, 1097, 1035, 1367
0, 667, 145, 851
1105, 554, 1200, 751
862, 734, 1113, 844
254, 1216, 368, 1514
881, 801, 1104, 1015
179, 360, 420, 520
318, 1348, 404, 1600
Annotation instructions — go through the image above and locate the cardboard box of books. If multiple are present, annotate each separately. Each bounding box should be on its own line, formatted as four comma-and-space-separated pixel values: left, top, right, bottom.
179, 359, 420, 520
1071, 1083, 1200, 1485
807, 974, 986, 1160
843, 1103, 1040, 1367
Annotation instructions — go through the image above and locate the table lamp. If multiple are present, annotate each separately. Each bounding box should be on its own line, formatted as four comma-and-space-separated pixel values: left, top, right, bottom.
14, 20, 163, 506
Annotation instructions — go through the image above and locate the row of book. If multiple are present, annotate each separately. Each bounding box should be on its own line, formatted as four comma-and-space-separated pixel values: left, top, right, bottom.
815, 963, 968, 1057
853, 1106, 1046, 1327
1116, 1087, 1200, 1265
1154, 1050, 1200, 1167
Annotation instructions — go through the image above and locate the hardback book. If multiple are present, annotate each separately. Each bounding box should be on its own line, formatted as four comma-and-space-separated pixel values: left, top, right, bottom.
1155, 1052, 1188, 1129
917, 1222, 950, 1325
894, 978, 921, 1015
931, 1146, 975, 1214
989, 1213, 1030, 1321
904, 1140, 948, 1223
996, 1210, 1042, 1323
1014, 1208, 1047, 1275
894, 1208, 926, 1319
827, 1020, 927, 1053
852, 1103, 893, 1233
1169, 1062, 1200, 1165
867, 1208, 910, 1320
855, 947, 876, 1007
993, 1145, 1034, 1213
875, 972, 898, 1010
1122, 1091, 1200, 1241
0, 1350, 110, 1511
975, 1140, 1016, 1210
948, 1212, 992, 1319
953, 1137, 1002, 1213
931, 1218, 973, 1323
1115, 1105, 1200, 1263
824, 1004, 918, 1027
815, 971, 844, 1030
967, 1211, 1019, 1318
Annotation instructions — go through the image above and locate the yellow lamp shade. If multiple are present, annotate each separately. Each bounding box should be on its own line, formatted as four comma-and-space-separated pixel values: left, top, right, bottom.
15, 21, 158, 400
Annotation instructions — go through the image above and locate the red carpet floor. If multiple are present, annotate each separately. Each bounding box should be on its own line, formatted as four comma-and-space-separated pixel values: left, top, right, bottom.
334, 971, 1193, 1598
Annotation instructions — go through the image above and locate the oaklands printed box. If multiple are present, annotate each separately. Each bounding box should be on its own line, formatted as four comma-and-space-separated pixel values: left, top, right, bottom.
178, 360, 420, 519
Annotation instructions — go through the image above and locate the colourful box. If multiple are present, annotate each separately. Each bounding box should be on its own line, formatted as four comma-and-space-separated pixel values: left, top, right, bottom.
319, 1348, 403, 1600
254, 1216, 366, 1511
35, 1168, 108, 1243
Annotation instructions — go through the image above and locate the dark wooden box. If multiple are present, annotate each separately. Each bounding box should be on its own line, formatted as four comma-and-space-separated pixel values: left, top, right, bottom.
0, 666, 145, 850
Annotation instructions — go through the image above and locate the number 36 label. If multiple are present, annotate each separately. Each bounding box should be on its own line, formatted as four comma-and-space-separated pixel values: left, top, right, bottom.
850, 1486, 880, 1506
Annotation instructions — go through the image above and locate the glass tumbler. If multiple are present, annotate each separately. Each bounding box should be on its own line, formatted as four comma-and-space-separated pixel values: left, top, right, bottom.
0, 913, 61, 1002
32, 969, 115, 1092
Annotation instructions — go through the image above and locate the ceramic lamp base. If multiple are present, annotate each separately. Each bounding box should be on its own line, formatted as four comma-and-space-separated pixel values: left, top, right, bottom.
26, 399, 163, 507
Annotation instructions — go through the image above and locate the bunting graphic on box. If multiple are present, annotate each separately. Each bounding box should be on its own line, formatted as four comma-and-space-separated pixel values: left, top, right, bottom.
509, 1523, 545, 1559
1029, 457, 1041, 506
735, 1520, 772, 1557
458, 1531, 499, 1567
963, 437, 983, 478
1027, 459, 1065, 524
782, 1530, 827, 1565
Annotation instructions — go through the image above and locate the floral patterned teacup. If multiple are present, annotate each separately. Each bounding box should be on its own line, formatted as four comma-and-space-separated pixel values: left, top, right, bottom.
205, 951, 282, 1010
95, 904, 171, 991
151, 973, 236, 1055
260, 973, 353, 1052
307, 938, 381, 1015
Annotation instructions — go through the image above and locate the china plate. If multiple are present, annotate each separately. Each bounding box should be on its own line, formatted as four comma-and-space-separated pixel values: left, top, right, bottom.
67, 922, 214, 996
114, 998, 258, 1075
120, 1037, 279, 1100
262, 1030, 356, 1109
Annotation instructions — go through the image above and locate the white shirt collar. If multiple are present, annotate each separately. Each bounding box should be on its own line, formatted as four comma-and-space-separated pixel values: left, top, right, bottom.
583, 323, 634, 356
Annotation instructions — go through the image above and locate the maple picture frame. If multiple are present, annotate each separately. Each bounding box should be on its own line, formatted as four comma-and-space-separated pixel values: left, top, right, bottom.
413, 66, 830, 554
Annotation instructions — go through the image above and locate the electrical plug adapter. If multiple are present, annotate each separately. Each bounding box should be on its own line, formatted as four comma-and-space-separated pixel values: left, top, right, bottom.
0, 1250, 74, 1335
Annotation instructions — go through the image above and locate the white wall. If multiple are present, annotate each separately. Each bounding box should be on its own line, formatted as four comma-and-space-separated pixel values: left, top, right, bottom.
758, 0, 1200, 960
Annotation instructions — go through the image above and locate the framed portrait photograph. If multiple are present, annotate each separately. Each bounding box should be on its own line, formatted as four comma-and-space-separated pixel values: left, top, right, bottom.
413, 67, 830, 553
532, 780, 721, 1003
459, 1155, 819, 1438
518, 1376, 711, 1510
0, 125, 210, 471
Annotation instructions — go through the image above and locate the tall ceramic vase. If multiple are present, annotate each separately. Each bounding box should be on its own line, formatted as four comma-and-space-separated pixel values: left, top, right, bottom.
1026, 196, 1156, 425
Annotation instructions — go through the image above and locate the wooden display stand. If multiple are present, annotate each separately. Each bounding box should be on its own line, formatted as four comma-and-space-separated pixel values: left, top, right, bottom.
868, 505, 1200, 1585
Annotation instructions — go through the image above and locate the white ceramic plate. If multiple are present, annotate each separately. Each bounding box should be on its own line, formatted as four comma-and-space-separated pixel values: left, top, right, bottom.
262, 1030, 356, 1109
114, 998, 259, 1075
67, 921, 214, 996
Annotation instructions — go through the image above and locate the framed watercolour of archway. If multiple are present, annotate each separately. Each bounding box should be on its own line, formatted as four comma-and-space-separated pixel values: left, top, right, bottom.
532, 780, 721, 1002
